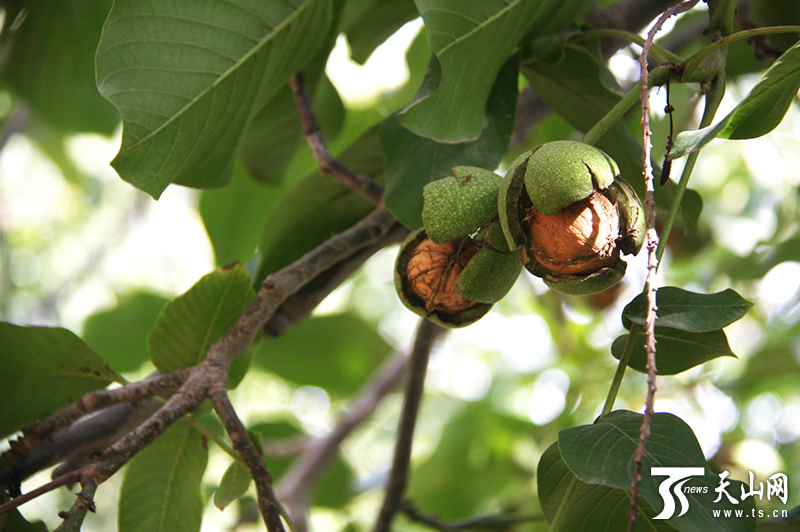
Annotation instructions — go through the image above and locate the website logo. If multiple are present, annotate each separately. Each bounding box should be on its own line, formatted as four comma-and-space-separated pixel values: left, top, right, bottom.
651, 467, 706, 519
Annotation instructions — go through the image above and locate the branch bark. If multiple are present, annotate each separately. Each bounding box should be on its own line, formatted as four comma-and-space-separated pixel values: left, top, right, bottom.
290, 71, 385, 206
372, 319, 446, 532
628, 1, 699, 530
278, 349, 411, 531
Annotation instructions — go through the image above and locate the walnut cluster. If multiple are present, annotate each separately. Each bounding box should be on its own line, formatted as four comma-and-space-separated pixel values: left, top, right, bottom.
406, 237, 478, 313
527, 191, 620, 275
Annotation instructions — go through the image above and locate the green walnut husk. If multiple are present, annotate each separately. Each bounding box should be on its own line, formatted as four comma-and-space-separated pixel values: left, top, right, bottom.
422, 166, 503, 244
394, 229, 492, 328
524, 140, 619, 215
456, 246, 523, 304
499, 141, 645, 296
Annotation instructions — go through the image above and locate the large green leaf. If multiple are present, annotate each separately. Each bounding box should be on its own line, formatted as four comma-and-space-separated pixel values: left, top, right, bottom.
254, 313, 392, 395
254, 125, 383, 285
0, 323, 118, 439
611, 328, 736, 375
95, 0, 332, 198
0, 1, 119, 134
119, 419, 208, 532
82, 291, 170, 374
397, 0, 589, 142
238, 41, 344, 184
342, 0, 419, 64
558, 411, 755, 532
671, 40, 800, 158
199, 162, 292, 266
538, 442, 677, 531
382, 56, 518, 229
147, 264, 255, 373
621, 287, 753, 333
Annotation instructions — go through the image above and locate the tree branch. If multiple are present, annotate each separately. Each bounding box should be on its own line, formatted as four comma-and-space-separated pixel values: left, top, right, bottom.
264, 222, 409, 338
372, 319, 446, 532
1, 207, 400, 528
0, 470, 80, 516
290, 71, 384, 206
278, 349, 411, 530
628, 2, 699, 530
209, 384, 287, 532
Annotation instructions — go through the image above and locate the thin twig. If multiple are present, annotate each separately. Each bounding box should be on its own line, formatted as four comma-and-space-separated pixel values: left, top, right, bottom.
627, 1, 699, 530
0, 470, 81, 516
373, 319, 446, 532
209, 385, 287, 532
290, 71, 384, 206
278, 350, 411, 531
24, 370, 191, 440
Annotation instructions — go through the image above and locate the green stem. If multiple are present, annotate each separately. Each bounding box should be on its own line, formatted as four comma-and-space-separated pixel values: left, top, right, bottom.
601, 326, 640, 417
684, 25, 800, 75
656, 75, 725, 262
582, 66, 670, 147
582, 84, 641, 146
189, 418, 244, 465
575, 30, 683, 64
549, 477, 579, 531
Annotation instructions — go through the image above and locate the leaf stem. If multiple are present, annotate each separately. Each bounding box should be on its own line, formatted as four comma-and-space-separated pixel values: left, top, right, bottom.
581, 65, 671, 147
684, 25, 800, 76
601, 327, 640, 417
656, 77, 724, 262
575, 29, 684, 64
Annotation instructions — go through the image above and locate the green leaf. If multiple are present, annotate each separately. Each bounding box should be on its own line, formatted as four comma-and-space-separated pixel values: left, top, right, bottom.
559, 411, 755, 532
0, 323, 118, 439
621, 287, 753, 333
119, 419, 208, 532
254, 313, 392, 395
538, 442, 678, 531
343, 0, 419, 64
672, 41, 800, 158
397, 0, 588, 142
147, 264, 255, 374
238, 49, 344, 184
82, 291, 170, 374
720, 40, 800, 139
214, 461, 252, 511
0, 1, 118, 134
612, 328, 736, 375
254, 126, 383, 285
382, 55, 518, 229
199, 163, 292, 266
407, 401, 531, 518
95, 0, 332, 198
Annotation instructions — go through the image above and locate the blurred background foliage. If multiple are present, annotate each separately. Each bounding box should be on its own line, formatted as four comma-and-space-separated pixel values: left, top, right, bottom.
0, 0, 799, 531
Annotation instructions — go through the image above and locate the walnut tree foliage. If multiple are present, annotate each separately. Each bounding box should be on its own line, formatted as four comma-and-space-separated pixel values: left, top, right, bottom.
1, 1, 800, 531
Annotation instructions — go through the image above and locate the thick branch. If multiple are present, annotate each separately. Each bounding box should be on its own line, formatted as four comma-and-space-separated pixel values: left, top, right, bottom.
264, 222, 409, 338
373, 320, 446, 532
290, 71, 384, 206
